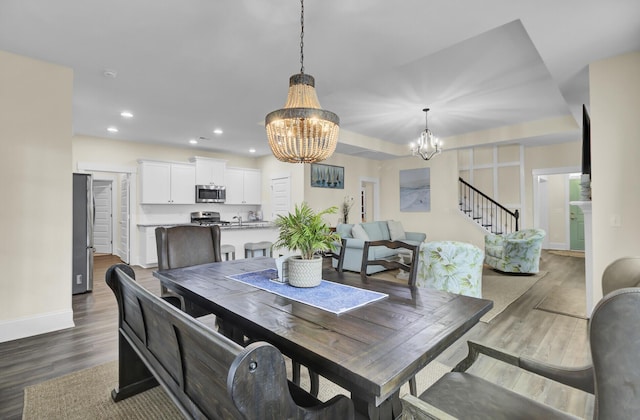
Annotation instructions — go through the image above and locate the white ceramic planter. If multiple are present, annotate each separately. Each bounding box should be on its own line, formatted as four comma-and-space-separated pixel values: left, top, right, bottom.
287, 256, 322, 287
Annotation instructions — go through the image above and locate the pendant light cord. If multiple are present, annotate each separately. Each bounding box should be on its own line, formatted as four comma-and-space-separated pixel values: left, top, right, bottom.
300, 0, 305, 74
424, 108, 430, 130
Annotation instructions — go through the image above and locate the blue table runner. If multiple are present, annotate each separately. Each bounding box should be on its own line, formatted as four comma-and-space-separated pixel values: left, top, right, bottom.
226, 269, 388, 315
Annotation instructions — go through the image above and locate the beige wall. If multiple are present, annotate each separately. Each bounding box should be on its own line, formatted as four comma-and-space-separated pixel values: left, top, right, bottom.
524, 140, 581, 229
590, 51, 640, 305
379, 152, 486, 249
0, 51, 74, 341
257, 155, 305, 220
303, 154, 380, 227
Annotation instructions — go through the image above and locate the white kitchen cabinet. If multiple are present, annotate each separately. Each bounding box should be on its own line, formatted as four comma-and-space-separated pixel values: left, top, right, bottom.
225, 167, 261, 205
190, 156, 227, 186
139, 160, 195, 204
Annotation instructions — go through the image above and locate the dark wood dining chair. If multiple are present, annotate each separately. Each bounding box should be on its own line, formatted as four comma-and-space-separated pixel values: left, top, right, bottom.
326, 238, 347, 272
155, 225, 226, 322
360, 240, 419, 286
403, 287, 640, 419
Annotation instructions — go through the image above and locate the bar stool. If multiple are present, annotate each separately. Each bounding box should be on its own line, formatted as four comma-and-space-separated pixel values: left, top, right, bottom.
221, 244, 236, 261
244, 241, 273, 258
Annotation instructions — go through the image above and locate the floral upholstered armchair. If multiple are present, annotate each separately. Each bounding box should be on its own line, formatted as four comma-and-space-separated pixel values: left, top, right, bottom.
484, 229, 546, 274
415, 241, 484, 298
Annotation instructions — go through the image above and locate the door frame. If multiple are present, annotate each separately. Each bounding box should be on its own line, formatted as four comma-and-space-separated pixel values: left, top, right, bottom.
76, 162, 137, 264
359, 176, 380, 222
92, 178, 114, 254
532, 166, 580, 250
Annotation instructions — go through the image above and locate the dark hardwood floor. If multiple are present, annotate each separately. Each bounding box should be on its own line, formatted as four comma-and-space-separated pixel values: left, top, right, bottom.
0, 251, 591, 419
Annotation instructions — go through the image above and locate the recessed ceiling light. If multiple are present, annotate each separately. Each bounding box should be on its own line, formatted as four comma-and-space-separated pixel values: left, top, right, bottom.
249, 148, 256, 153
213, 128, 223, 135
107, 126, 119, 133
189, 139, 198, 144
120, 111, 133, 118
103, 69, 118, 78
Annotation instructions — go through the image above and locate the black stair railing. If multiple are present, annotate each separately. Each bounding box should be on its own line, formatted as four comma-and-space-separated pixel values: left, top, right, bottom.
458, 177, 519, 234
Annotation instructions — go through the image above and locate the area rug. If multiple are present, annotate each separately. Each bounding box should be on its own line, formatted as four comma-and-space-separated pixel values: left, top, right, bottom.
534, 285, 588, 319
371, 269, 545, 323
23, 360, 450, 419
480, 271, 545, 322
548, 250, 585, 258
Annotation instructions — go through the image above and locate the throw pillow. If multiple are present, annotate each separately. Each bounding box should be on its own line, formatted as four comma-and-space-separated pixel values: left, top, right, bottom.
336, 223, 354, 238
388, 220, 406, 241
351, 224, 370, 240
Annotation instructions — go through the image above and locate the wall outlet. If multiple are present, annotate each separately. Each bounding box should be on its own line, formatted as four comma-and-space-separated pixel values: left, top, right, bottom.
76, 274, 83, 284
610, 214, 621, 227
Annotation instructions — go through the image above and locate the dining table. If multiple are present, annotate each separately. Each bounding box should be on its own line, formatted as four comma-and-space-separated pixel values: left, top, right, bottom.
154, 257, 493, 420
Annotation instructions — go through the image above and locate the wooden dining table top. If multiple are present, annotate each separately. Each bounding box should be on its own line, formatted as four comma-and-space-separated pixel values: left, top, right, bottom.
154, 257, 493, 416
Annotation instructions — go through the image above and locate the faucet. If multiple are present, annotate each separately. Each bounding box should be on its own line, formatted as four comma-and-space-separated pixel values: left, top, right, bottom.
233, 215, 242, 226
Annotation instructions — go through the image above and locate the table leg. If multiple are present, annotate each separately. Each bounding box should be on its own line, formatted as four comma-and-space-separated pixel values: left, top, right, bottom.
352, 390, 403, 420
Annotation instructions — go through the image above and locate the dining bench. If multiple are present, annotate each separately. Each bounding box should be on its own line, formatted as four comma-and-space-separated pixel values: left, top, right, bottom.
106, 264, 354, 419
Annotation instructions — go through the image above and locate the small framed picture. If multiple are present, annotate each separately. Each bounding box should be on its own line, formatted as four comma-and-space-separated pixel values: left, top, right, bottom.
310, 163, 344, 189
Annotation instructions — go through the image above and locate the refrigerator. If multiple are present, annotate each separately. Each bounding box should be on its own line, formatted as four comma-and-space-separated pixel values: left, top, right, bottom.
72, 173, 94, 294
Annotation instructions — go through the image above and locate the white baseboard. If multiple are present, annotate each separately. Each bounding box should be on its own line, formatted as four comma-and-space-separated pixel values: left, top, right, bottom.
0, 309, 75, 343
547, 242, 569, 250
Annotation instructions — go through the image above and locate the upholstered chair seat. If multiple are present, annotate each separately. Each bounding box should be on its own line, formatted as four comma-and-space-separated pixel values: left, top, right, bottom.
415, 241, 484, 298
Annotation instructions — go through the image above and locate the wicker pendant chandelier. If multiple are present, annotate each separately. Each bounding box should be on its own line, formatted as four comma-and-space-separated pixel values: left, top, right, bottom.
265, 0, 339, 163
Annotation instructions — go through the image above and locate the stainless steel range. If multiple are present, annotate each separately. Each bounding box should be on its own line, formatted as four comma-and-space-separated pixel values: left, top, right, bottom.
190, 211, 231, 226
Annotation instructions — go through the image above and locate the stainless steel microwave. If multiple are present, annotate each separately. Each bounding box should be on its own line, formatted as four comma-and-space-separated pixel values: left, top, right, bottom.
195, 185, 226, 203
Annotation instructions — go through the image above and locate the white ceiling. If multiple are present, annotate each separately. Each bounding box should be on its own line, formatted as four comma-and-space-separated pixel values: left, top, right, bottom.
1, 0, 639, 159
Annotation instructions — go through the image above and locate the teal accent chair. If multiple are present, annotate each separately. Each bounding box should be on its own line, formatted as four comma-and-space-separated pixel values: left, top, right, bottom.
415, 241, 484, 298
484, 229, 546, 274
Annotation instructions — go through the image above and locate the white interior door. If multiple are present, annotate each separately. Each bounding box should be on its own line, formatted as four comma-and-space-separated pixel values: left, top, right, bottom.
118, 174, 130, 264
93, 180, 112, 254
270, 175, 291, 219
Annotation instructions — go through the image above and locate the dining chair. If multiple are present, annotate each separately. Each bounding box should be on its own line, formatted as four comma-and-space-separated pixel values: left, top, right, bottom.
155, 225, 223, 319
403, 286, 640, 419
360, 240, 419, 286
601, 256, 640, 295
327, 238, 347, 272
408, 256, 639, 398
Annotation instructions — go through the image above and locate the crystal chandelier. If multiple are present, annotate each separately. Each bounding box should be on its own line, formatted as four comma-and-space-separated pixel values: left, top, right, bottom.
411, 108, 442, 160
265, 0, 339, 163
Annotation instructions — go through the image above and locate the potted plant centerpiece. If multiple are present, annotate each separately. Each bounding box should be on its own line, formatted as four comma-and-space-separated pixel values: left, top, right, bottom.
273, 202, 340, 287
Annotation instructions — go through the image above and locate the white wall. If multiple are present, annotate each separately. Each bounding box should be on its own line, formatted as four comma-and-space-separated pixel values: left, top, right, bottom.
590, 51, 640, 306
0, 51, 74, 342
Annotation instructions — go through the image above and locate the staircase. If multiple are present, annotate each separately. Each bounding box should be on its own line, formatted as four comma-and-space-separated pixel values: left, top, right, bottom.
458, 177, 519, 235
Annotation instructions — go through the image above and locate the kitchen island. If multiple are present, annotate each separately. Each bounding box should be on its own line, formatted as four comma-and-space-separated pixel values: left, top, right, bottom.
137, 222, 279, 268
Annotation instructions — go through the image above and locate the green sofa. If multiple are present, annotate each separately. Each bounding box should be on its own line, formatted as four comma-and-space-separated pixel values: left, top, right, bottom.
332, 221, 426, 274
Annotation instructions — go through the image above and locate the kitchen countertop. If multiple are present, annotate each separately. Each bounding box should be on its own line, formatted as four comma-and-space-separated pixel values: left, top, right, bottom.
137, 222, 275, 230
